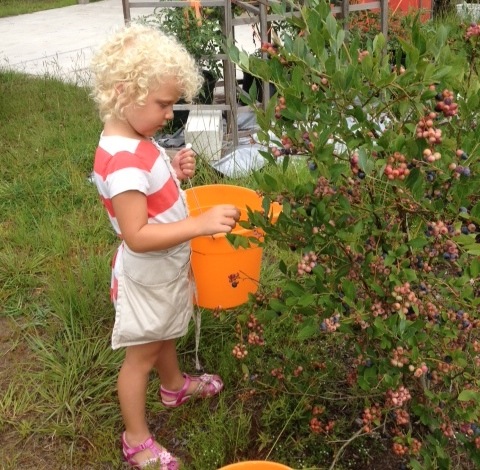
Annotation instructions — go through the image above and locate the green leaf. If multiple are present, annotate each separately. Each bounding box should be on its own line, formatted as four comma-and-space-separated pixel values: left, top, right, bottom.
469, 258, 480, 278
471, 201, 480, 219
455, 234, 476, 245
409, 238, 429, 249
297, 319, 318, 340
269, 298, 288, 314
458, 390, 480, 403
341, 279, 356, 299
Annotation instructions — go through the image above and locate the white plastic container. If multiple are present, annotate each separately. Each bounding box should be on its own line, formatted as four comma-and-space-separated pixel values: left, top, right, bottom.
185, 109, 223, 161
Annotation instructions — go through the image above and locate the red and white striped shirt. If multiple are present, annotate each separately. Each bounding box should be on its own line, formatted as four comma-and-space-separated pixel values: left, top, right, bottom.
93, 135, 188, 236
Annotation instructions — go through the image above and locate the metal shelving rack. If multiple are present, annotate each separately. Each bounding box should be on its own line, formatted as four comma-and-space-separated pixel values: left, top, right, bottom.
121, 0, 389, 150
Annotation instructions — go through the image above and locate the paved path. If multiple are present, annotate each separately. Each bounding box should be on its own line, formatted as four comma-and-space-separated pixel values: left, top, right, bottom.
0, 0, 256, 85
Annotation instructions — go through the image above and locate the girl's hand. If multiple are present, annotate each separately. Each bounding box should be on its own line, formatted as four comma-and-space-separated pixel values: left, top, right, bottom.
171, 146, 196, 180
194, 204, 241, 236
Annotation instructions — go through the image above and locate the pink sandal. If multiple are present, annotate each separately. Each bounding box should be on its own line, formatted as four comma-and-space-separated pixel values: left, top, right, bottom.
160, 373, 224, 408
121, 432, 179, 469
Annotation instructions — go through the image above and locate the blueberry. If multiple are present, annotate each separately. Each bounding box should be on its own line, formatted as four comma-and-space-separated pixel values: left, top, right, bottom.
443, 252, 451, 260
461, 226, 469, 235
462, 167, 471, 177
461, 152, 468, 160
308, 161, 317, 171
460, 207, 468, 213
320, 321, 327, 331
444, 355, 453, 363
358, 171, 366, 179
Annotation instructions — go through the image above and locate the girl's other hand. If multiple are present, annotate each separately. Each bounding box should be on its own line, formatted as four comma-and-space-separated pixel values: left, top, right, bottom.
172, 146, 196, 180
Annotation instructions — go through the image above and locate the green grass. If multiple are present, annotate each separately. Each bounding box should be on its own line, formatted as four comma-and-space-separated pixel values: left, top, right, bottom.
0, 70, 312, 469
0, 0, 81, 18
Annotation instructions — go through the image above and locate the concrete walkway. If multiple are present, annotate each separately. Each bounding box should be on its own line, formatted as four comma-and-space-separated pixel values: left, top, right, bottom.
0, 0, 257, 85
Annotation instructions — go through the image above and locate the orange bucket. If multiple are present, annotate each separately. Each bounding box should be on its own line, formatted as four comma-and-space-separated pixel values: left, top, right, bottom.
219, 461, 292, 469
185, 184, 280, 309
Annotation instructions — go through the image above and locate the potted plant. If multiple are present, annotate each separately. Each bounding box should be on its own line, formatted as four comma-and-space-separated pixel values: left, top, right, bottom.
139, 4, 224, 105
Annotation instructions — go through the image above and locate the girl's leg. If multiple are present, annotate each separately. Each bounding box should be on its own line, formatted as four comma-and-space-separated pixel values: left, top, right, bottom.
154, 338, 186, 391
119, 340, 171, 465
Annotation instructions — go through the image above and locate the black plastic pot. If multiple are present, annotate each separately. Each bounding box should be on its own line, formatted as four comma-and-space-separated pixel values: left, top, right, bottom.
241, 71, 276, 103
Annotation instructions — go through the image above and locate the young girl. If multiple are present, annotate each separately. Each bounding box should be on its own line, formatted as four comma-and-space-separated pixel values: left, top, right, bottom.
90, 24, 240, 469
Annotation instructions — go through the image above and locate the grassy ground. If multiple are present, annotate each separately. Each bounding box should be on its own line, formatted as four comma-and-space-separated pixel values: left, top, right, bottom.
0, 70, 304, 469
0, 0, 84, 18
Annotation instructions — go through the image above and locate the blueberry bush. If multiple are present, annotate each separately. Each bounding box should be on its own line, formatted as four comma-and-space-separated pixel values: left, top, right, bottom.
226, 1, 480, 468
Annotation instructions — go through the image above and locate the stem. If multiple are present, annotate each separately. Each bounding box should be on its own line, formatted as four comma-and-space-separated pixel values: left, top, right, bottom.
328, 426, 380, 470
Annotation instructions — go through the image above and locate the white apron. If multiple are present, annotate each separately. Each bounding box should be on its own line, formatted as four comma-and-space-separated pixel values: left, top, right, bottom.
111, 241, 194, 349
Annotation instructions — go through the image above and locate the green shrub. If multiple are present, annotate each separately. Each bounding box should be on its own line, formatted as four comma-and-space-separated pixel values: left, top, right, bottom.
227, 1, 480, 468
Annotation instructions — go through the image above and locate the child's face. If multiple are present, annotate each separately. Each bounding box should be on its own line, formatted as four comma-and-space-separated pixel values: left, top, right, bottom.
123, 78, 181, 138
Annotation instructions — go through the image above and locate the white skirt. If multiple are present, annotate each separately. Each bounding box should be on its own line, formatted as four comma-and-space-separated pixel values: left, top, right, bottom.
111, 242, 194, 349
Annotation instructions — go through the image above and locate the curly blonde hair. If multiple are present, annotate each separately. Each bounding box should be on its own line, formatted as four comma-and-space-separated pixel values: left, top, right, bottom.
90, 23, 203, 122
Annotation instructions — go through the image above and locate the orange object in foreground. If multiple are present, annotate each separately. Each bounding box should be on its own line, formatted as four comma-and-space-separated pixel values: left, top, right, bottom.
218, 461, 292, 470
185, 184, 281, 310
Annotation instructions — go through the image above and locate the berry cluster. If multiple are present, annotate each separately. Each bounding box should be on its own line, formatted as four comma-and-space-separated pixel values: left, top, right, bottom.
390, 282, 419, 315
390, 345, 410, 368
357, 49, 369, 63
449, 148, 472, 179
254, 287, 283, 307
440, 421, 455, 438
320, 314, 340, 332
422, 148, 442, 163
314, 176, 336, 198
392, 438, 421, 456
441, 239, 459, 261
232, 343, 248, 359
246, 314, 265, 346
350, 152, 365, 179
371, 299, 387, 319
270, 367, 285, 380
409, 361, 428, 378
309, 417, 335, 434
274, 95, 286, 119
415, 113, 442, 145
465, 22, 480, 39
293, 365, 304, 377
453, 164, 472, 178
460, 422, 480, 437
369, 256, 391, 278
360, 404, 382, 433
394, 408, 410, 426
260, 41, 278, 56
297, 251, 318, 275
228, 272, 240, 288
426, 220, 449, 237
384, 152, 411, 180
434, 89, 458, 117
447, 308, 475, 330
392, 442, 409, 456
385, 386, 412, 407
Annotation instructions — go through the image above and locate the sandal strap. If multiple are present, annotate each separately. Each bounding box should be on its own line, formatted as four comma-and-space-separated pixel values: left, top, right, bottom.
160, 373, 224, 408
160, 373, 191, 405
122, 433, 177, 469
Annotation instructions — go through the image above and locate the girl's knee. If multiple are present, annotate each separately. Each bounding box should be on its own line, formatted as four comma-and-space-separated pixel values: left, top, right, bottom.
124, 341, 164, 369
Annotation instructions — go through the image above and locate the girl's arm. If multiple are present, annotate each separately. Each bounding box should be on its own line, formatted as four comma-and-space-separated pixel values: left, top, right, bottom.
112, 190, 239, 253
